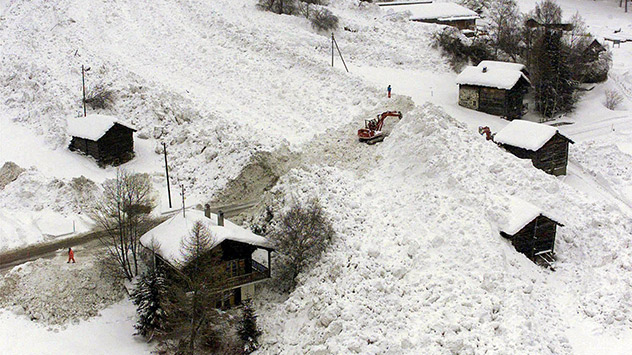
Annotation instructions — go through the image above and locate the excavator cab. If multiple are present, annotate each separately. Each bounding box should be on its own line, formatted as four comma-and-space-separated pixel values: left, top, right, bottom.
358, 111, 402, 144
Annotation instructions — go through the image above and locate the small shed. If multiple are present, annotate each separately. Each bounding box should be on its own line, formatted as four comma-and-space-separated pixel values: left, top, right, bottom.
67, 114, 136, 167
379, 2, 479, 30
499, 197, 562, 266
140, 208, 274, 309
582, 39, 606, 62
494, 120, 574, 176
456, 63, 531, 119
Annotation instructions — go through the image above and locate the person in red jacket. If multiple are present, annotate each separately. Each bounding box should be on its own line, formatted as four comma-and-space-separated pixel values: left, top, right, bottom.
67, 247, 76, 263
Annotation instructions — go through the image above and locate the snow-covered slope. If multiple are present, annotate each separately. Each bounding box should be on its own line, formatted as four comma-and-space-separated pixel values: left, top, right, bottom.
257, 104, 632, 354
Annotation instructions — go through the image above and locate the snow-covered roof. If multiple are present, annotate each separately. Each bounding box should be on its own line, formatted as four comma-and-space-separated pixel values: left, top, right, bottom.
456, 66, 530, 90
499, 197, 542, 235
139, 210, 273, 266
477, 61, 527, 73
67, 114, 136, 141
382, 2, 479, 21
494, 120, 571, 151
498, 196, 559, 236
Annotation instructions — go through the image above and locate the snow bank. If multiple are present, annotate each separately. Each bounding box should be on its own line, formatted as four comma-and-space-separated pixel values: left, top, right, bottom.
257, 104, 632, 354
380, 2, 479, 21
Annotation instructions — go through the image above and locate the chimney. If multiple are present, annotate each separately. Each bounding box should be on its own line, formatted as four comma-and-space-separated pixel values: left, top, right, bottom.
482, 66, 487, 73
204, 204, 211, 219
217, 210, 224, 227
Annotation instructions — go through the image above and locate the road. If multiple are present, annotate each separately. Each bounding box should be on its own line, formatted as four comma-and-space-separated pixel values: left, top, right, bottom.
0, 201, 259, 275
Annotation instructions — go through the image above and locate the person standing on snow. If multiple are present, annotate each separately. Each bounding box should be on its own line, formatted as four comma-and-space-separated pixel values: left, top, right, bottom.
67, 247, 76, 263
387, 85, 392, 98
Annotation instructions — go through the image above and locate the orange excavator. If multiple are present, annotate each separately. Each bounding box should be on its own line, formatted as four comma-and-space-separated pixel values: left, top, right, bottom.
357, 111, 403, 144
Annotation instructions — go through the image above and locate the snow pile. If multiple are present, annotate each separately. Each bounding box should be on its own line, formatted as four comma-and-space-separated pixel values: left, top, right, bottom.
0, 256, 125, 326
0, 169, 97, 250
570, 137, 632, 206
494, 120, 566, 151
456, 66, 529, 90
257, 104, 632, 353
497, 196, 552, 235
140, 209, 271, 265
380, 2, 479, 21
66, 114, 136, 141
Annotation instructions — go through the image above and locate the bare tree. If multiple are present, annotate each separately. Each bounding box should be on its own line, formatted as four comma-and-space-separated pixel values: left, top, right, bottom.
269, 199, 335, 291
257, 0, 297, 15
604, 89, 623, 110
485, 0, 521, 60
91, 169, 155, 281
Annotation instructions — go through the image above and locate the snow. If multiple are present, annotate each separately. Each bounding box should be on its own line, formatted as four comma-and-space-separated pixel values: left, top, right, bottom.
140, 209, 271, 265
0, 0, 631, 353
66, 114, 136, 141
456, 65, 530, 90
494, 120, 566, 151
381, 2, 479, 21
477, 60, 528, 73
0, 300, 152, 355
497, 196, 551, 236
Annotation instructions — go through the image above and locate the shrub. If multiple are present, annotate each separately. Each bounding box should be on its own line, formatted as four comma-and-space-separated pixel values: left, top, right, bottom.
257, 0, 297, 15
310, 8, 339, 32
432, 27, 492, 71
604, 89, 623, 110
269, 199, 335, 291
85, 83, 115, 110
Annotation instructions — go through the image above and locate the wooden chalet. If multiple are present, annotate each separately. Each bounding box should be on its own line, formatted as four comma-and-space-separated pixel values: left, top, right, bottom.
140, 206, 274, 309
499, 197, 562, 268
494, 120, 574, 176
67, 114, 136, 167
456, 62, 531, 120
378, 1, 479, 30
583, 39, 606, 62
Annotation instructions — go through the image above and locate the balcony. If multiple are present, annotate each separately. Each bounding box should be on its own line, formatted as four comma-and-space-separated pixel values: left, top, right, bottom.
215, 259, 270, 292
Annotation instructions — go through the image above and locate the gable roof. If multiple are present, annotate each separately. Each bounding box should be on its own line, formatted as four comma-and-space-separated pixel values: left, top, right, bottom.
499, 196, 560, 236
494, 120, 573, 151
67, 114, 136, 141
456, 65, 530, 90
139, 210, 273, 266
382, 2, 478, 22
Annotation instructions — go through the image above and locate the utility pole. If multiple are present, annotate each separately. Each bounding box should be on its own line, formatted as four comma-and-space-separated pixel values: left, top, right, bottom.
163, 142, 172, 209
180, 185, 186, 218
331, 33, 334, 67
81, 65, 90, 117
331, 33, 349, 73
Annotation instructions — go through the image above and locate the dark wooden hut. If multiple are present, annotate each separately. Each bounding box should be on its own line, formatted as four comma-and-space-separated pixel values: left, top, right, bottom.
494, 120, 574, 176
456, 63, 531, 120
378, 2, 479, 30
67, 114, 136, 167
583, 39, 606, 62
499, 197, 562, 267
140, 207, 274, 309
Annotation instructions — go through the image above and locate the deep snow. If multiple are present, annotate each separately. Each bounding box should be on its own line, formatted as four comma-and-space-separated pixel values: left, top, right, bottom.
0, 0, 631, 354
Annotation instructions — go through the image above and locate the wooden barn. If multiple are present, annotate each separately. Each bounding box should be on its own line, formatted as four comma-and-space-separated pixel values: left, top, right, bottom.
582, 38, 606, 62
67, 114, 136, 167
378, 1, 479, 30
455, 63, 531, 120
499, 197, 562, 268
494, 120, 574, 176
140, 206, 274, 309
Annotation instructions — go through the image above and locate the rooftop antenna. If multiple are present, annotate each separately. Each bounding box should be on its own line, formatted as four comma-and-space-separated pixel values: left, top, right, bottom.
180, 184, 186, 218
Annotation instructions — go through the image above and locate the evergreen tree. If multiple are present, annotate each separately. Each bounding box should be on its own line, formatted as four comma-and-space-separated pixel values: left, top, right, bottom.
238, 301, 262, 354
131, 267, 169, 340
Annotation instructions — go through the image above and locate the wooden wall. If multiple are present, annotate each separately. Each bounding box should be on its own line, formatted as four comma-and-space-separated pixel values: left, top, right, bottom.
96, 123, 135, 166
502, 215, 557, 260
501, 134, 570, 176
458, 84, 526, 119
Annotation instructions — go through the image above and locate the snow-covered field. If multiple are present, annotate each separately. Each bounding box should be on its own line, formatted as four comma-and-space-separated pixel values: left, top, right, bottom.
1, 0, 631, 353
